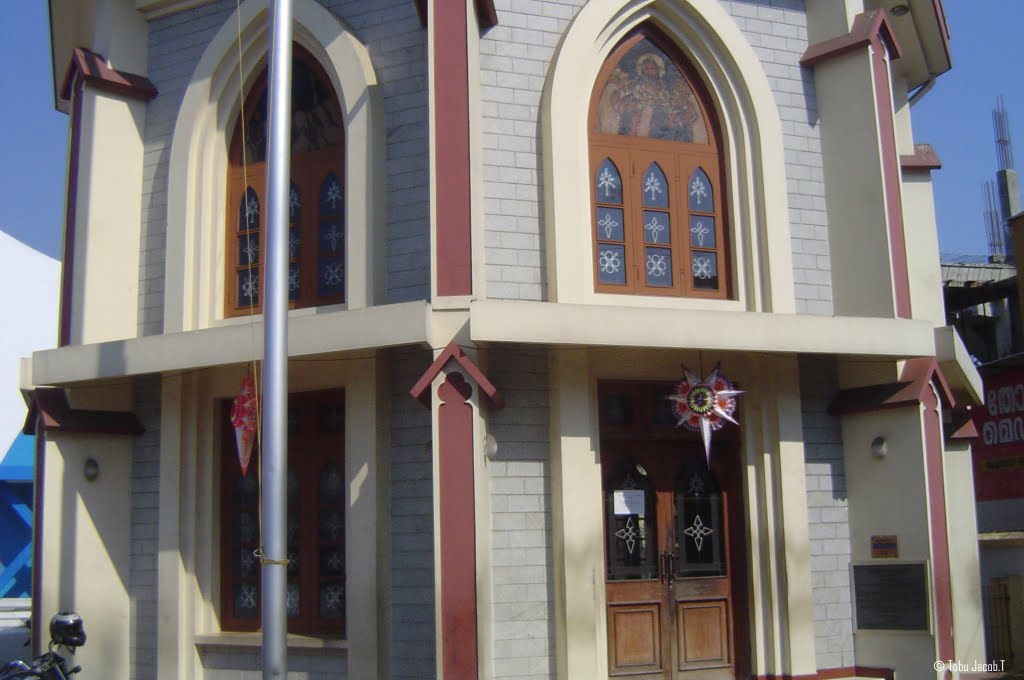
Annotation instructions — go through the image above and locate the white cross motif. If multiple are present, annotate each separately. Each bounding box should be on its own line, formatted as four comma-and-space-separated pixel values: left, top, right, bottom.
683, 514, 713, 551
693, 256, 713, 279
322, 262, 343, 287
644, 213, 667, 243
615, 516, 639, 555
325, 180, 343, 209
323, 224, 343, 251
687, 472, 705, 497
598, 212, 619, 239
239, 584, 257, 609
689, 176, 708, 206
599, 249, 622, 274
690, 219, 710, 247
647, 252, 668, 278
644, 171, 663, 202
597, 166, 619, 198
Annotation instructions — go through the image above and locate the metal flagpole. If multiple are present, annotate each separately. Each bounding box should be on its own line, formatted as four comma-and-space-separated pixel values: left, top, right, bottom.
262, 0, 293, 678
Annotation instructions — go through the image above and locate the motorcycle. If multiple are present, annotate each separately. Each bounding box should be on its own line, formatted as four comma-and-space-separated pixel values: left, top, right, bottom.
0, 612, 86, 680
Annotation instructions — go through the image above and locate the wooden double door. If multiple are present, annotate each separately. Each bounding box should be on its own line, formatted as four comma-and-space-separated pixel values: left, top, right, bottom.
602, 442, 742, 680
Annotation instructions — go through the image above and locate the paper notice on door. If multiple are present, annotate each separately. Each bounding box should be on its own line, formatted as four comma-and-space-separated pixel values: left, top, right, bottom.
613, 490, 645, 515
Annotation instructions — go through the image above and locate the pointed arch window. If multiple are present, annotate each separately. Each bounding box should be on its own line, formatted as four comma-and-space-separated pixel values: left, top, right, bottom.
226, 45, 346, 316
589, 30, 729, 298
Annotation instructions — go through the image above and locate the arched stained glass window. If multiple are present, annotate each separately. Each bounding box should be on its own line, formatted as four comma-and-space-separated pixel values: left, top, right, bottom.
226, 44, 345, 316
604, 460, 657, 581
589, 28, 729, 299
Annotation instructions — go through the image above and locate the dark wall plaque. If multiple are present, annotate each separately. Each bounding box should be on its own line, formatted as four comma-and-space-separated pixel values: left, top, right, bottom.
853, 563, 929, 631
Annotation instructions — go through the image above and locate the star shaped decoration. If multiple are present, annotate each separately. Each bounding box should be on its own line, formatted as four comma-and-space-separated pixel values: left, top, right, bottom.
667, 364, 743, 465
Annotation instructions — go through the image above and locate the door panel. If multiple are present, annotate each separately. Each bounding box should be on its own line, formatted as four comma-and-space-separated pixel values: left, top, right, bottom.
609, 602, 664, 674
676, 600, 730, 668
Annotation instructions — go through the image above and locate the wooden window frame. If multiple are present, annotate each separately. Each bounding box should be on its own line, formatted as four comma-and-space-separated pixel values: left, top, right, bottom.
219, 389, 346, 636
588, 29, 731, 300
225, 46, 346, 317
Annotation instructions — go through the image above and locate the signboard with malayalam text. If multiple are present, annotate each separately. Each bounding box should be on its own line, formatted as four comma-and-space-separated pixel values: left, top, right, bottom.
971, 367, 1024, 501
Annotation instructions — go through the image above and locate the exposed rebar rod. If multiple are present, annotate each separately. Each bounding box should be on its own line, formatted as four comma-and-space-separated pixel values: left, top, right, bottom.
262, 0, 293, 678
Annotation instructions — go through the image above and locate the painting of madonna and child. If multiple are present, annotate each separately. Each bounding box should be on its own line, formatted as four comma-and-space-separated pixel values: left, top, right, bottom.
595, 37, 709, 144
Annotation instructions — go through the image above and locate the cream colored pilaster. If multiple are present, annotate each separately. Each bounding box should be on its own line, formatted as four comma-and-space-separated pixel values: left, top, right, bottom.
805, 0, 865, 43
70, 87, 146, 344
549, 347, 605, 680
475, 348, 495, 680
943, 438, 985, 666
346, 356, 382, 679
93, 0, 148, 74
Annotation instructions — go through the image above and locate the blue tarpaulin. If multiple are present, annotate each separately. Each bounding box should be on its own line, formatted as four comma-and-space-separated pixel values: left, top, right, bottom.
0, 435, 34, 481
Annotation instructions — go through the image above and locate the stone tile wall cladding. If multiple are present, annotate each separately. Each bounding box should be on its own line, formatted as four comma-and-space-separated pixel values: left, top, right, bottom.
199, 647, 346, 680
485, 346, 554, 680
140, 0, 429, 336
799, 355, 855, 668
129, 375, 161, 680
481, 0, 832, 314
388, 348, 436, 680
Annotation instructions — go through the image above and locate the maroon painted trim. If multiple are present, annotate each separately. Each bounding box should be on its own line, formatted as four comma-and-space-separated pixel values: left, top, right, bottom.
409, 341, 504, 408
801, 10, 902, 68
437, 372, 479, 680
415, 0, 498, 29
59, 47, 157, 103
433, 0, 473, 296
946, 408, 978, 441
30, 418, 45, 657
21, 388, 145, 436
870, 32, 912, 319
58, 76, 83, 347
931, 0, 952, 66
900, 143, 942, 172
829, 358, 955, 416
921, 380, 955, 662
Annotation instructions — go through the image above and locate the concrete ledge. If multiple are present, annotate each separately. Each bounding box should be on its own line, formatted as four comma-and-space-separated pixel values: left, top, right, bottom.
30, 301, 430, 385
194, 632, 346, 651
470, 300, 937, 358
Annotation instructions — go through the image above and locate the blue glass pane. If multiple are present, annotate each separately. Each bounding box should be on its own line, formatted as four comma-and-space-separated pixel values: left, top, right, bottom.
235, 582, 258, 618
288, 229, 300, 259
239, 187, 259, 231
287, 581, 300, 618
645, 247, 673, 287
597, 244, 626, 285
319, 221, 344, 254
319, 581, 345, 619
237, 548, 257, 578
641, 163, 669, 208
594, 159, 623, 205
237, 269, 258, 306
320, 548, 345, 575
643, 211, 671, 244
318, 257, 344, 297
319, 172, 343, 216
288, 262, 300, 301
689, 216, 716, 249
289, 183, 301, 224
319, 509, 344, 542
596, 207, 624, 242
692, 253, 719, 290
319, 463, 343, 503
688, 168, 713, 212
237, 235, 259, 266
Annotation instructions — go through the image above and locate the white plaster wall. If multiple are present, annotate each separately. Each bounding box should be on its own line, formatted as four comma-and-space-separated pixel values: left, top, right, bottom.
0, 230, 59, 459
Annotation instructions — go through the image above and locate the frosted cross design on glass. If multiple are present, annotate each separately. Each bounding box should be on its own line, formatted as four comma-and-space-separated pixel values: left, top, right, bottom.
288, 267, 300, 292
243, 238, 258, 264
645, 213, 667, 243
597, 167, 619, 197
289, 187, 301, 215
324, 512, 343, 539
690, 219, 711, 247
288, 231, 300, 258
241, 272, 258, 300
599, 249, 622, 273
687, 472, 706, 497
644, 171, 663, 202
323, 224, 343, 251
647, 252, 668, 277
239, 584, 257, 609
287, 584, 299, 615
598, 212, 619, 238
322, 262, 343, 286
615, 516, 640, 555
693, 256, 713, 279
325, 180, 342, 209
245, 195, 260, 223
327, 552, 344, 571
684, 514, 713, 551
324, 584, 344, 610
689, 176, 708, 206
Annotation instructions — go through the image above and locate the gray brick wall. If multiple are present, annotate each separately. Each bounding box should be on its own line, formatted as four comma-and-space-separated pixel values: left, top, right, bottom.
486, 346, 554, 680
199, 647, 346, 679
798, 355, 854, 668
130, 375, 162, 679
388, 348, 435, 680
141, 0, 429, 337
481, 0, 586, 301
482, 0, 833, 314
722, 0, 832, 315
142, 0, 236, 336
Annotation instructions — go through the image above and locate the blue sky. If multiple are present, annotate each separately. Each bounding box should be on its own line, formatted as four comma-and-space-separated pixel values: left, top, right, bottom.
0, 1, 1020, 261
